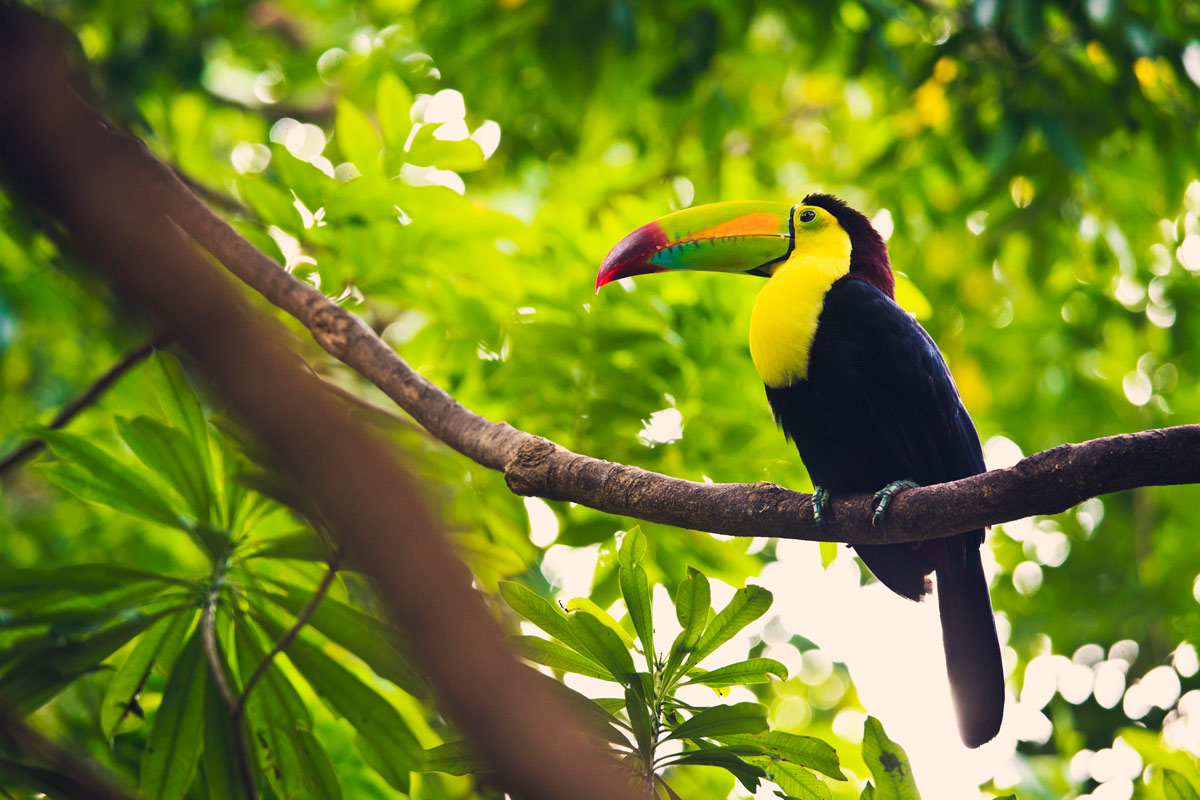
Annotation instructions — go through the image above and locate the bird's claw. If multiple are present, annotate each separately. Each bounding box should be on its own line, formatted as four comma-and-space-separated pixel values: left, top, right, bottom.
812, 486, 830, 525
871, 479, 919, 527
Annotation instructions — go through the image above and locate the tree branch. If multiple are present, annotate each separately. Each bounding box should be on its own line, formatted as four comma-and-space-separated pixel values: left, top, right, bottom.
142, 122, 1198, 544
0, 13, 644, 798
0, 334, 164, 476
8, 16, 1196, 547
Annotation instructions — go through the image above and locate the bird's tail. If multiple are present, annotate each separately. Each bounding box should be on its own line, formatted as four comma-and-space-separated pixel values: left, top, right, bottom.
936, 542, 1005, 748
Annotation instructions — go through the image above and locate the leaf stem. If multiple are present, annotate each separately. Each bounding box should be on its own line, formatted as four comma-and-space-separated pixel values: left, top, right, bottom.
0, 334, 166, 476
202, 576, 259, 800
234, 561, 338, 716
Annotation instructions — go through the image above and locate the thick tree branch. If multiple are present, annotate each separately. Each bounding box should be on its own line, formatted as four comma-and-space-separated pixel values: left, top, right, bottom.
132, 121, 1199, 543
4, 10, 1198, 556
0, 13, 644, 799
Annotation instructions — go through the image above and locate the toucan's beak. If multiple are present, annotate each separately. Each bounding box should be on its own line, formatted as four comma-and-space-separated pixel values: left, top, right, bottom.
596, 201, 795, 291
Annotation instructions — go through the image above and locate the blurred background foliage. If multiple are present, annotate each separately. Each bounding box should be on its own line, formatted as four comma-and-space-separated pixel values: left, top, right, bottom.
2, 0, 1200, 798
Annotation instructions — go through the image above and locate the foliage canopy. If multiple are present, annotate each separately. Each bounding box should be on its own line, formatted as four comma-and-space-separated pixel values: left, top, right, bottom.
2, 1, 1200, 798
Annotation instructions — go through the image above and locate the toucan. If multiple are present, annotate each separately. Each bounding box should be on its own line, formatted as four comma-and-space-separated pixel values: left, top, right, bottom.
596, 194, 1004, 748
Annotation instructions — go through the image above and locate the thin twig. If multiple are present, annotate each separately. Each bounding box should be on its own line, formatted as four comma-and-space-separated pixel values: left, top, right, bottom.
235, 562, 338, 716
0, 334, 165, 476
0, 700, 136, 800
202, 589, 259, 800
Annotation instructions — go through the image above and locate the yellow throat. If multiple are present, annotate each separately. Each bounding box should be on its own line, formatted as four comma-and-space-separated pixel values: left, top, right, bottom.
749, 225, 852, 388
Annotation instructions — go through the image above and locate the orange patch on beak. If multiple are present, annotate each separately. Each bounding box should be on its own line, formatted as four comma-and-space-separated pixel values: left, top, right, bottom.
690, 212, 784, 241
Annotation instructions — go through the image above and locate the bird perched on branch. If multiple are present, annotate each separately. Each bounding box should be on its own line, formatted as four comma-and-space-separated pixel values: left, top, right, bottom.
596, 194, 1004, 747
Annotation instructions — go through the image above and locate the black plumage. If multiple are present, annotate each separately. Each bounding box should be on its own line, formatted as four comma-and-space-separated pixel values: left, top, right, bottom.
765, 275, 1005, 748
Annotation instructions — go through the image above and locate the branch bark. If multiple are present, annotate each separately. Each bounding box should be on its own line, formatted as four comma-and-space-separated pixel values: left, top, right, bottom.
90, 110, 1199, 544
24, 38, 1186, 548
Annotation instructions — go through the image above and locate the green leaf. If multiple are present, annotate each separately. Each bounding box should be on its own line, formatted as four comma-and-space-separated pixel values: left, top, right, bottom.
1164, 769, 1200, 800
720, 731, 845, 781
684, 658, 788, 688
674, 568, 710, 652
669, 748, 767, 777
102, 609, 195, 738
150, 353, 209, 460
236, 623, 341, 800
819, 541, 838, 568
619, 564, 655, 669
618, 526, 647, 568
770, 763, 831, 800
0, 584, 175, 632
625, 685, 653, 759
279, 630, 421, 793
0, 563, 186, 598
421, 741, 488, 776
203, 646, 254, 800
243, 531, 332, 563
288, 728, 342, 800
670, 742, 765, 792
141, 627, 206, 800
376, 72, 414, 151
658, 776, 685, 800
36, 428, 184, 529
116, 416, 213, 523
254, 582, 425, 698
510, 635, 612, 680
861, 717, 920, 800
335, 97, 381, 172
499, 581, 576, 645
0, 611, 167, 713
682, 585, 772, 672
567, 610, 636, 684
666, 702, 769, 741
860, 783, 877, 800
566, 596, 636, 650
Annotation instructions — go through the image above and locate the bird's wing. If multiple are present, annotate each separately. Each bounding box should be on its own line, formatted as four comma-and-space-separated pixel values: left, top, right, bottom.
823, 276, 986, 490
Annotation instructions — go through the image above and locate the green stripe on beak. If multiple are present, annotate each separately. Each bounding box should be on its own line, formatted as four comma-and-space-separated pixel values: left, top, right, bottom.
597, 201, 795, 290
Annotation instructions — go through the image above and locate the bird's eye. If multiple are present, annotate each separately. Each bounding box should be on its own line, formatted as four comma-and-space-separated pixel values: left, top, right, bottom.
798, 209, 816, 223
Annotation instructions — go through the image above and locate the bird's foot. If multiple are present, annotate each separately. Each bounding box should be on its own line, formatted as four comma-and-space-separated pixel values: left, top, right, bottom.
871, 479, 920, 527
812, 486, 831, 524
